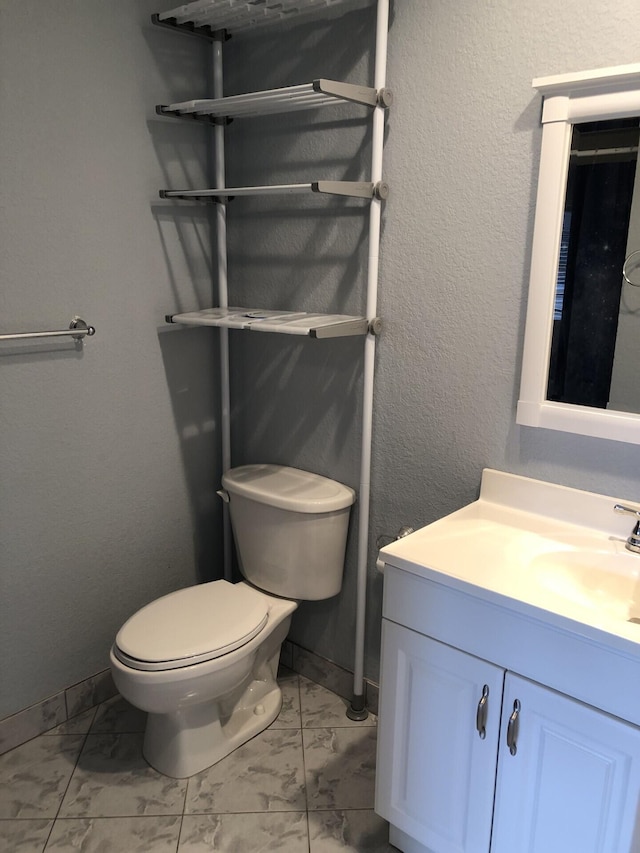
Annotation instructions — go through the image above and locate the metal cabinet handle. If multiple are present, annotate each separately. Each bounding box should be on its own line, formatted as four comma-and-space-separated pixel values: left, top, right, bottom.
506, 699, 521, 756
476, 685, 489, 739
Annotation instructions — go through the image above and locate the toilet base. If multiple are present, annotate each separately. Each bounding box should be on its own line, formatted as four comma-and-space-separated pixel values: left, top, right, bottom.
110, 586, 298, 779
143, 674, 283, 778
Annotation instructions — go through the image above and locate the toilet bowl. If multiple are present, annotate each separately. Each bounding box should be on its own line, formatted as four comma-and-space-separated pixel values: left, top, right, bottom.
110, 465, 355, 778
110, 579, 296, 778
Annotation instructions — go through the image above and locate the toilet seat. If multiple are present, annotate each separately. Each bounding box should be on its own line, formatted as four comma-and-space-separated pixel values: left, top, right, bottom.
113, 580, 269, 672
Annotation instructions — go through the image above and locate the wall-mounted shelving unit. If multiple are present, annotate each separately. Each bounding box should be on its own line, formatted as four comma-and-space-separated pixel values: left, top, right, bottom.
153, 0, 390, 720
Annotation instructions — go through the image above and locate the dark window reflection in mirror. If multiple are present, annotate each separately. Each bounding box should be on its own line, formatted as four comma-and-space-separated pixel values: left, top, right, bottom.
547, 117, 640, 408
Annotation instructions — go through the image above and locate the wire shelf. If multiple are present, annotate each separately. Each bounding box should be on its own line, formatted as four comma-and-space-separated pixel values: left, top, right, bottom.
167, 307, 369, 338
157, 79, 390, 122
154, 0, 374, 36
159, 180, 389, 202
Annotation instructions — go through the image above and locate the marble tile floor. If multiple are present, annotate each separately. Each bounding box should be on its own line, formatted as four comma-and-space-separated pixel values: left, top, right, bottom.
0, 669, 396, 852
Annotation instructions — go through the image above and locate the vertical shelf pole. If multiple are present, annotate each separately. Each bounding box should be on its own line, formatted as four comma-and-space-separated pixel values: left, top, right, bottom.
348, 0, 389, 720
212, 33, 233, 582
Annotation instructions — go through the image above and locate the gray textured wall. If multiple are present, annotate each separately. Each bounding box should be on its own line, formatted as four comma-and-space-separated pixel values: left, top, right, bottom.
370, 0, 640, 679
3, 0, 640, 721
0, 1, 222, 719
222, 0, 640, 684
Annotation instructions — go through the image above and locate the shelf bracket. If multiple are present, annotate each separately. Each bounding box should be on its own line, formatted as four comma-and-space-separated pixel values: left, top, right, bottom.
313, 79, 393, 109
312, 181, 389, 200
373, 181, 389, 200
377, 87, 394, 108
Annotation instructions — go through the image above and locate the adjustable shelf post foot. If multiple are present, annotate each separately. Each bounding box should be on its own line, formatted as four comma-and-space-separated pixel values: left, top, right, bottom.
346, 692, 369, 722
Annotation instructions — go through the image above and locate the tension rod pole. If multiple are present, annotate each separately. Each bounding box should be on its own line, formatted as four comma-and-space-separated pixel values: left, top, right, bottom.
347, 0, 389, 722
212, 33, 232, 583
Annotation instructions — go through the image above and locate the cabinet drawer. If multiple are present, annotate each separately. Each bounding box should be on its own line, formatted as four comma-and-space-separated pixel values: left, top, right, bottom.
381, 564, 640, 726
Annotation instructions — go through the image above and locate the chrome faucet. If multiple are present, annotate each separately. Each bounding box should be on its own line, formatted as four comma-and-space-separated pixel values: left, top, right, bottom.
613, 504, 640, 554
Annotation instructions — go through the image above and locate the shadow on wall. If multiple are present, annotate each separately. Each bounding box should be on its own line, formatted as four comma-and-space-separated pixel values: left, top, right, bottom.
158, 325, 223, 583
229, 332, 364, 477
0, 337, 89, 364
226, 331, 365, 671
223, 3, 390, 92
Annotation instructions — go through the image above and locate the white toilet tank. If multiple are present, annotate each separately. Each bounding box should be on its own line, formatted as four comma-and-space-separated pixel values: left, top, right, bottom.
221, 465, 356, 600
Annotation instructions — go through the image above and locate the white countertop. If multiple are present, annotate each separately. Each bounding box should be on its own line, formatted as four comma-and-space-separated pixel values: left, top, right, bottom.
380, 469, 640, 655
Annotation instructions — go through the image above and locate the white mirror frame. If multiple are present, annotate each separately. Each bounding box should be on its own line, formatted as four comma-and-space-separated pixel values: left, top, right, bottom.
517, 63, 640, 444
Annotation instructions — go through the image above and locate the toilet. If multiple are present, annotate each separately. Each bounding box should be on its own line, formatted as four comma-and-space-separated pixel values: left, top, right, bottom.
109, 464, 355, 778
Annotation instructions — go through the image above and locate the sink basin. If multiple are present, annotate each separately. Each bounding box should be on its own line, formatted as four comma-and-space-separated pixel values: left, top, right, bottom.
379, 468, 640, 727
529, 548, 640, 622
381, 471, 640, 633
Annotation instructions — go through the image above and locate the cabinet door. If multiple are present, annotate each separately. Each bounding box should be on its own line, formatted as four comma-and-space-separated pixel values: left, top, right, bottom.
375, 620, 504, 853
491, 673, 640, 853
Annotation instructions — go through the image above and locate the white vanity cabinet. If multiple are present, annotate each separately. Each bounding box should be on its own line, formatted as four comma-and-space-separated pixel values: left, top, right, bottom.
375, 567, 640, 853
376, 619, 503, 853
491, 674, 640, 853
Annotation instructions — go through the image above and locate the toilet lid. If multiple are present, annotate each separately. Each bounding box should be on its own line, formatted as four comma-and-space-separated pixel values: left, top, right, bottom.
114, 580, 269, 671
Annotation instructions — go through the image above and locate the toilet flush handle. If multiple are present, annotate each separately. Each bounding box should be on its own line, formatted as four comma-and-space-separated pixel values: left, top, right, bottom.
217, 489, 230, 503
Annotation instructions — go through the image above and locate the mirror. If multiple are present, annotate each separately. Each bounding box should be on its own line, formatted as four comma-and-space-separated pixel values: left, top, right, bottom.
518, 64, 640, 444
548, 117, 640, 410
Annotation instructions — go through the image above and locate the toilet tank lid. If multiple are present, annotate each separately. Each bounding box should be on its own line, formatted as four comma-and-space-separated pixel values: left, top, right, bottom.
222, 465, 356, 513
